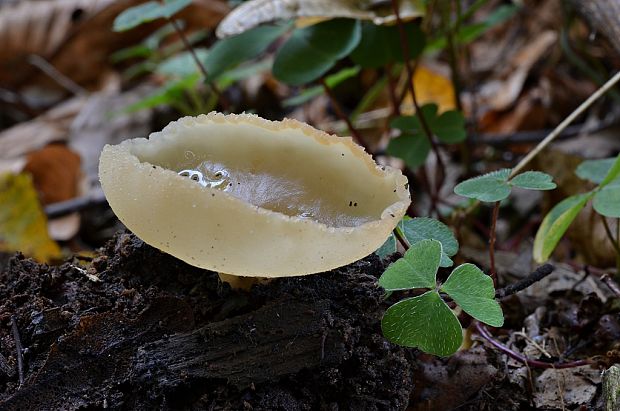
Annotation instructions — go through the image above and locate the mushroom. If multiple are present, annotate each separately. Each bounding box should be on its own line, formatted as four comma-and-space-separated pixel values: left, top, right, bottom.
99, 113, 410, 281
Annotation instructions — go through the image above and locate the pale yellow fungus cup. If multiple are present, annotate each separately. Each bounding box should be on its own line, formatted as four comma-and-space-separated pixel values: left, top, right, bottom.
99, 113, 410, 278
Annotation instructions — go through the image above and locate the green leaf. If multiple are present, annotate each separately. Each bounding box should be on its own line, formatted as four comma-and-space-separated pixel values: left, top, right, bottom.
375, 233, 397, 260
113, 0, 191, 32
386, 133, 431, 169
382, 291, 463, 356
576, 157, 616, 184
273, 19, 361, 85
510, 171, 556, 190
216, 59, 273, 89
156, 49, 208, 77
454, 169, 511, 202
124, 74, 200, 112
440, 264, 503, 327
350, 21, 425, 68
205, 23, 290, 81
391, 104, 466, 145
283, 66, 360, 107
379, 239, 441, 291
398, 217, 458, 267
533, 192, 594, 262
600, 154, 620, 187
593, 180, 620, 218
434, 110, 466, 143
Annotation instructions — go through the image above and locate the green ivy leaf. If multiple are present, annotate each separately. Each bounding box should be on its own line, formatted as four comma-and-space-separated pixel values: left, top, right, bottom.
113, 0, 191, 32
204, 23, 290, 81
375, 234, 397, 260
593, 180, 620, 218
440, 264, 503, 327
600, 154, 620, 187
273, 19, 361, 85
398, 217, 458, 267
379, 239, 441, 291
510, 171, 556, 190
381, 291, 463, 356
350, 21, 425, 68
533, 192, 594, 262
454, 169, 511, 202
576, 157, 616, 184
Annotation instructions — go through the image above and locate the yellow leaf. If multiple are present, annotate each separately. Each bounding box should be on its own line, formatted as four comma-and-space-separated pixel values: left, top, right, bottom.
0, 172, 61, 262
405, 64, 456, 114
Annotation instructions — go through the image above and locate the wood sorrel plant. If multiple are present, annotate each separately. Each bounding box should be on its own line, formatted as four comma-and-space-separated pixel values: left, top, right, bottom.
379, 238, 503, 357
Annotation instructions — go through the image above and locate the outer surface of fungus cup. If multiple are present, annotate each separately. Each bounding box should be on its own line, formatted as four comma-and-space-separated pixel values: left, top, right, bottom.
99, 113, 410, 277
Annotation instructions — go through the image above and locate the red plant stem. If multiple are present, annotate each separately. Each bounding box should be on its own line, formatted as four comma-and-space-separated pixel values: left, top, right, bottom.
475, 322, 592, 369
168, 18, 230, 111
488, 201, 500, 283
320, 78, 370, 152
388, 0, 446, 191
394, 228, 410, 251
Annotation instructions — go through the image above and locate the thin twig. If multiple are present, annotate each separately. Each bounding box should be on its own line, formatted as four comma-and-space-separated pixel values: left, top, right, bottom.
601, 215, 620, 255
510, 70, 620, 177
168, 18, 230, 111
488, 201, 500, 282
385, 63, 401, 117
388, 0, 446, 190
394, 227, 410, 252
600, 274, 620, 298
495, 264, 555, 299
320, 78, 369, 152
10, 316, 24, 386
28, 55, 86, 96
475, 322, 592, 369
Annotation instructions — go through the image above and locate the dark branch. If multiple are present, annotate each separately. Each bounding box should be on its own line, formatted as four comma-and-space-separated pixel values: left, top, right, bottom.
495, 264, 555, 299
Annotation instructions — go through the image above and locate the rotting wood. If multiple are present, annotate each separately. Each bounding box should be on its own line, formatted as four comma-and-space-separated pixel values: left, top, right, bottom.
603, 365, 620, 411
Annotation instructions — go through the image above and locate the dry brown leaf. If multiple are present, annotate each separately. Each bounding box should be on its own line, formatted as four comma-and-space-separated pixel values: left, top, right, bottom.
23, 143, 81, 205
0, 77, 153, 187
0, 172, 61, 262
216, 0, 424, 38
0, 0, 229, 92
533, 366, 600, 409
478, 31, 557, 111
480, 85, 550, 134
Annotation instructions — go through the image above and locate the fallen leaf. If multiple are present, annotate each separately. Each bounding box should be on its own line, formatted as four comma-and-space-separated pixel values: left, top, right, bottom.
0, 172, 61, 262
23, 143, 81, 205
407, 64, 456, 113
216, 0, 425, 38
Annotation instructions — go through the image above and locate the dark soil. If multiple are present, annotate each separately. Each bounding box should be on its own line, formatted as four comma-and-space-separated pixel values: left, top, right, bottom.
0, 232, 413, 410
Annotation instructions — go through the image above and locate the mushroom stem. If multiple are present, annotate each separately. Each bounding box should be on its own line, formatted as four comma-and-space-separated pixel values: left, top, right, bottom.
218, 273, 270, 291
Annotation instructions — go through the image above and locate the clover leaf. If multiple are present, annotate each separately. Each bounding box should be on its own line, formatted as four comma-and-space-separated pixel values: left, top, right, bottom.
440, 264, 504, 327
382, 291, 462, 356
379, 239, 503, 356
454, 169, 556, 202
375, 217, 458, 267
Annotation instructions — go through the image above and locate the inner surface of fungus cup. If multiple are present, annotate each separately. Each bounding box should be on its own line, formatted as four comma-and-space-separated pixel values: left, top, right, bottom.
99, 113, 410, 277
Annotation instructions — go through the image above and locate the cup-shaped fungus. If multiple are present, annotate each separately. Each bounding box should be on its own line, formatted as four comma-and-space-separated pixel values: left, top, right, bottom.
99, 113, 410, 278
